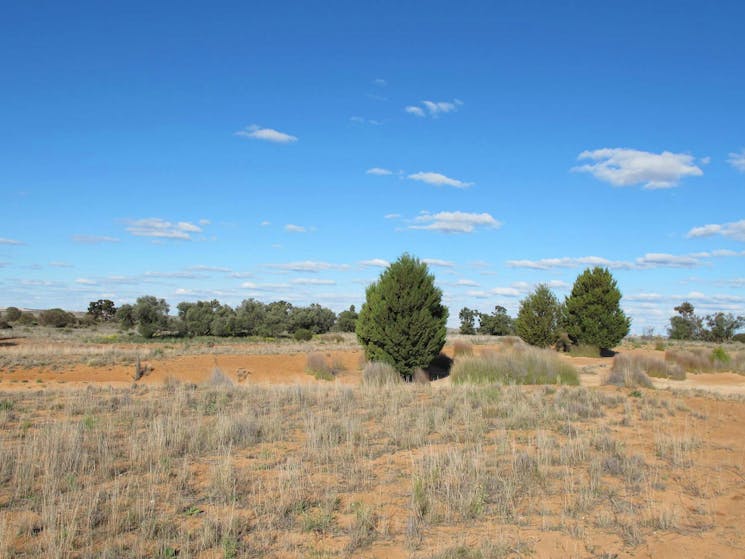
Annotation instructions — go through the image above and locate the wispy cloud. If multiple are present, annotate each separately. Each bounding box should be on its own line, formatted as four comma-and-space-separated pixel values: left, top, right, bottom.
454, 279, 479, 287
422, 258, 455, 268
144, 271, 202, 279
0, 237, 25, 245
360, 258, 390, 268
372, 78, 387, 87
290, 278, 336, 285
410, 211, 501, 234
366, 167, 393, 176
384, 213, 401, 220
187, 265, 233, 273
728, 149, 745, 172
284, 224, 309, 233
507, 252, 703, 270
126, 218, 203, 240
408, 172, 473, 188
75, 278, 97, 285
235, 124, 298, 144
405, 99, 462, 118
72, 235, 120, 244
687, 219, 745, 242
573, 148, 703, 189
49, 261, 74, 268
267, 261, 350, 273
351, 116, 383, 125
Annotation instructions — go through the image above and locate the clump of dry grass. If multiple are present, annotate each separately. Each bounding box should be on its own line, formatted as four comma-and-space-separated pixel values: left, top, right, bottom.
452, 340, 474, 357
451, 346, 579, 385
361, 361, 402, 387
305, 353, 335, 381
612, 353, 685, 381
605, 354, 655, 388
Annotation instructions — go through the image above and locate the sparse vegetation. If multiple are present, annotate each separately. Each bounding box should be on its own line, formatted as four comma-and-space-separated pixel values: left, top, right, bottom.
451, 346, 579, 385
605, 354, 655, 388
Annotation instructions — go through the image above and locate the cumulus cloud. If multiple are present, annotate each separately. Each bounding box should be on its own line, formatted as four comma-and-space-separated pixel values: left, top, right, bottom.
406, 99, 462, 118
408, 172, 473, 188
728, 149, 745, 172
573, 148, 703, 189
0, 237, 25, 245
410, 211, 501, 234
125, 218, 203, 240
687, 219, 745, 242
360, 258, 390, 268
267, 261, 350, 273
235, 124, 298, 144
366, 167, 393, 176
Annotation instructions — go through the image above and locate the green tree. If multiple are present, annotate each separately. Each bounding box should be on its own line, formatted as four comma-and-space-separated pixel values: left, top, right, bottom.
290, 303, 336, 334
260, 300, 294, 337
230, 299, 266, 336
132, 296, 170, 338
87, 299, 117, 322
667, 302, 702, 340
356, 254, 448, 380
703, 312, 744, 343
564, 267, 630, 350
334, 305, 359, 332
116, 304, 135, 329
478, 305, 515, 336
4, 307, 21, 322
38, 308, 77, 328
514, 286, 561, 347
458, 307, 477, 335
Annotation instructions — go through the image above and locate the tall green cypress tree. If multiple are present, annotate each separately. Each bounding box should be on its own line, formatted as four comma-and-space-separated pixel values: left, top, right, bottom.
564, 267, 630, 350
515, 284, 561, 347
356, 254, 448, 379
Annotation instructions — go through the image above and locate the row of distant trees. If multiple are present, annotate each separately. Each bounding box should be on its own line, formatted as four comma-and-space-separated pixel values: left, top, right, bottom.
459, 268, 631, 350
0, 299, 359, 339
668, 302, 744, 343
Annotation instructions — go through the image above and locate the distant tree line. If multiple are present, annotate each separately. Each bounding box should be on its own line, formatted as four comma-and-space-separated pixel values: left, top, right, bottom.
668, 302, 744, 343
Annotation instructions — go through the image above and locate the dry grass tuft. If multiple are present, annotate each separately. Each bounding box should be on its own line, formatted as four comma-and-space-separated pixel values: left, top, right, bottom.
605, 354, 655, 388
451, 346, 579, 385
361, 361, 402, 387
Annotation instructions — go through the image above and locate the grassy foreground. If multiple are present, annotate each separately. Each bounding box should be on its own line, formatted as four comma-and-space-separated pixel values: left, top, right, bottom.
1, 380, 743, 558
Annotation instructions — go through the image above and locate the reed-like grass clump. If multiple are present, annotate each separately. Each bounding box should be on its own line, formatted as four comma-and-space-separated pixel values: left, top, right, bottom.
450, 346, 579, 385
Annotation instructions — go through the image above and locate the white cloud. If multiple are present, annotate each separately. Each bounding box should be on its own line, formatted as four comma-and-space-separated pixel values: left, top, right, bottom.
635, 253, 700, 268
267, 261, 350, 273
260, 220, 271, 226
49, 261, 73, 268
291, 278, 336, 285
285, 224, 308, 233
360, 258, 390, 268
145, 271, 201, 279
507, 253, 701, 270
384, 213, 401, 220
75, 278, 97, 285
373, 78, 387, 87
241, 281, 291, 290
0, 238, 25, 245
491, 287, 521, 297
422, 258, 455, 268
235, 124, 298, 144
188, 265, 232, 273
408, 171, 473, 188
366, 167, 393, 176
626, 292, 664, 302
573, 148, 703, 189
72, 235, 120, 244
466, 290, 490, 299
126, 218, 203, 240
410, 211, 501, 234
545, 280, 570, 289
687, 219, 745, 242
728, 149, 745, 172
406, 99, 462, 118
455, 279, 479, 287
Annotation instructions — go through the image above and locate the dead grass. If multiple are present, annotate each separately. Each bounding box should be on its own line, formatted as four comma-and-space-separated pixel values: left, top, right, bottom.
605, 354, 656, 388
451, 346, 579, 385
0, 376, 742, 557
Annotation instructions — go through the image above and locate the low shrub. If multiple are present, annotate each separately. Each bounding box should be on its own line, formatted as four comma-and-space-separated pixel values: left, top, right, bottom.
361, 361, 402, 387
604, 354, 655, 388
293, 328, 313, 342
206, 367, 234, 387
451, 346, 579, 385
711, 347, 731, 365
306, 353, 334, 381
569, 344, 600, 358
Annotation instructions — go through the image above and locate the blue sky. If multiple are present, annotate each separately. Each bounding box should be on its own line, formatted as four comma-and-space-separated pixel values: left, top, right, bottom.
1, 0, 744, 333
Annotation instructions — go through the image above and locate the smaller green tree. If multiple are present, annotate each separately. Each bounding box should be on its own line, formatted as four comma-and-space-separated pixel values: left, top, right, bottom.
356, 254, 448, 379
478, 305, 515, 336
334, 305, 359, 332
564, 267, 630, 350
668, 302, 702, 340
458, 307, 477, 335
116, 304, 135, 329
87, 299, 117, 322
703, 312, 744, 343
39, 308, 77, 328
514, 285, 561, 347
132, 296, 170, 338
4, 307, 22, 322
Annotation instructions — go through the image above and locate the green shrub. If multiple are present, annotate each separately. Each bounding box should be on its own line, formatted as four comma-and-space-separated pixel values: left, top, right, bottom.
306, 353, 334, 381
514, 285, 561, 348
38, 308, 77, 328
569, 344, 600, 357
711, 346, 731, 365
451, 347, 579, 385
356, 254, 447, 380
293, 328, 313, 341
3, 307, 21, 322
